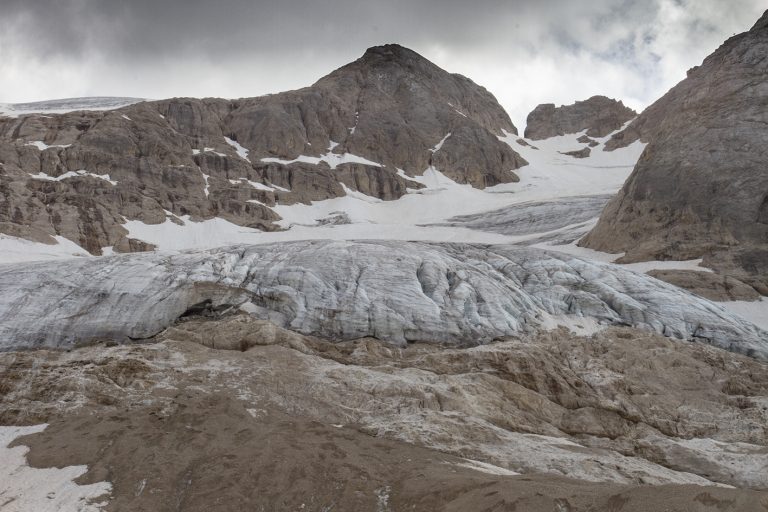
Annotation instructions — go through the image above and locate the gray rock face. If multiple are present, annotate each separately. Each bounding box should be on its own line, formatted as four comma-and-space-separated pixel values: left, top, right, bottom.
524, 96, 636, 140
311, 45, 525, 184
0, 241, 765, 357
582, 11, 768, 294
0, 44, 525, 255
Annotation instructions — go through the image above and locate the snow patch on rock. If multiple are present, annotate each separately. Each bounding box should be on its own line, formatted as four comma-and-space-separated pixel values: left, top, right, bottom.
261, 141, 382, 169
224, 137, 250, 162
24, 141, 71, 151
0, 234, 90, 264
430, 133, 451, 153
0, 97, 143, 118
28, 170, 117, 186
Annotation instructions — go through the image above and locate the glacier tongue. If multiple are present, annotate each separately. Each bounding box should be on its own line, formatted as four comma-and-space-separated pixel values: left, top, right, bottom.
0, 240, 765, 356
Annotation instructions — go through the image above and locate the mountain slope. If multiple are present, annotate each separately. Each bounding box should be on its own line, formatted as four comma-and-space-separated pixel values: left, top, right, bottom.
0, 45, 525, 255
581, 10, 768, 294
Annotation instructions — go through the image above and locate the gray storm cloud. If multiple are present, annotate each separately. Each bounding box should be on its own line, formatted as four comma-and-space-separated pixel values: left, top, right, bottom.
0, 0, 763, 126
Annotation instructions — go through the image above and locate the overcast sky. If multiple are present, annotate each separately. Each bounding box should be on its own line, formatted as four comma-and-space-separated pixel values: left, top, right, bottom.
0, 0, 764, 128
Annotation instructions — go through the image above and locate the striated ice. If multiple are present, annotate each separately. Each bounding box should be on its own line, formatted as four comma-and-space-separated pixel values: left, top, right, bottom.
0, 240, 765, 355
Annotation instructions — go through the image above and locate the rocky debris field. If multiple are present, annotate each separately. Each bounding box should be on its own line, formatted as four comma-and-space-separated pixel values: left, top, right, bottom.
1, 317, 767, 511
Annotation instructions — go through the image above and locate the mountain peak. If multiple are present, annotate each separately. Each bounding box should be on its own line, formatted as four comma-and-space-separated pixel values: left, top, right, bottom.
313, 43, 518, 138
313, 43, 442, 86
354, 43, 441, 74
362, 43, 418, 58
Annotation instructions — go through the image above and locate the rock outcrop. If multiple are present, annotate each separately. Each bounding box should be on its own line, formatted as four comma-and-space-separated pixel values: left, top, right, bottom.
560, 147, 591, 159
581, 11, 768, 294
0, 241, 765, 357
0, 45, 526, 255
524, 96, 636, 140
577, 134, 599, 147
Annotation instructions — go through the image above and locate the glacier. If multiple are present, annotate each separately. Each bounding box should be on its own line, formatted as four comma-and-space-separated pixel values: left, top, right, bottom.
0, 240, 765, 357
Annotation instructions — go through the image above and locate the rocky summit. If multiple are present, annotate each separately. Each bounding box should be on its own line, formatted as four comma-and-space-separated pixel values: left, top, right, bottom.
0, 44, 525, 255
582, 12, 768, 294
523, 95, 636, 140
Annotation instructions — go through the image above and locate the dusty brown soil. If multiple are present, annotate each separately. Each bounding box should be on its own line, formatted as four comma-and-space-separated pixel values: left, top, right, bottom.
2, 317, 768, 511
12, 393, 768, 512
